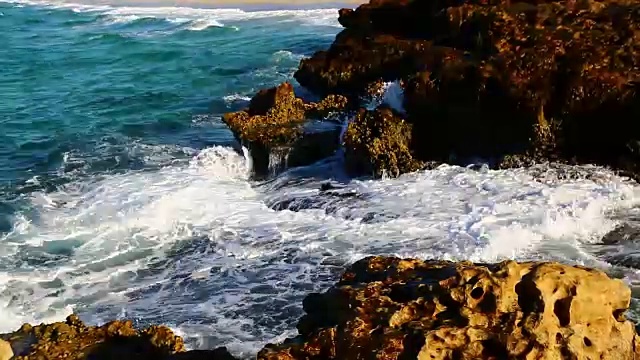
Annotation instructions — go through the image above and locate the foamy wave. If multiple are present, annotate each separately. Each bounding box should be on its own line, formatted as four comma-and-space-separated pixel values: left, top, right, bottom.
2, 143, 639, 353
364, 80, 405, 112
4, 0, 342, 27
223, 93, 252, 104
0, 145, 252, 331
102, 13, 144, 24
272, 50, 304, 63
185, 18, 224, 30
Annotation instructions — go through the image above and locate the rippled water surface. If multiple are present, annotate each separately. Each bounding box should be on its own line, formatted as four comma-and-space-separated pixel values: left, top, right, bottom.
2, 0, 640, 357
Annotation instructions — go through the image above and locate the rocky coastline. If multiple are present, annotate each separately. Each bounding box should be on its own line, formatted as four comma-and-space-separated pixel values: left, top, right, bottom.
5, 0, 640, 358
223, 0, 640, 181
2, 256, 640, 359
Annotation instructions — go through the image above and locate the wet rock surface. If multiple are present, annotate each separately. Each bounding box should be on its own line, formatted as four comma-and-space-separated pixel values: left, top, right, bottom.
0, 315, 236, 360
592, 224, 640, 269
222, 82, 348, 178
258, 256, 640, 360
344, 106, 425, 177
601, 224, 640, 245
255, 0, 640, 179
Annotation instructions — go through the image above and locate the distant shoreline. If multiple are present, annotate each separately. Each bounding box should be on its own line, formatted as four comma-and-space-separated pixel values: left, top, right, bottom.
46, 0, 364, 10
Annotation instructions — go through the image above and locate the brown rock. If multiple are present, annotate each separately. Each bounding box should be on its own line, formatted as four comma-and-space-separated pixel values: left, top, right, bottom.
222, 82, 348, 178
344, 106, 423, 177
1, 315, 238, 360
294, 31, 436, 98
258, 256, 640, 360
291, 0, 640, 179
3, 315, 183, 360
0, 339, 13, 360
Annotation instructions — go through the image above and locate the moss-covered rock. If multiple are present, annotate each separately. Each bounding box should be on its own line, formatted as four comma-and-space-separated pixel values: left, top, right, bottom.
222, 82, 348, 178
344, 106, 423, 177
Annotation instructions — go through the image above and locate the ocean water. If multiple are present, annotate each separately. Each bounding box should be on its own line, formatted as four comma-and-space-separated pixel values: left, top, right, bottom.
2, 0, 640, 357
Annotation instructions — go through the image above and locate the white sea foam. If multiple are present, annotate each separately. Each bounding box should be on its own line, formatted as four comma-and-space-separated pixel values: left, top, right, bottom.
223, 93, 252, 104
185, 18, 224, 30
1, 139, 639, 355
3, 0, 342, 27
272, 50, 304, 63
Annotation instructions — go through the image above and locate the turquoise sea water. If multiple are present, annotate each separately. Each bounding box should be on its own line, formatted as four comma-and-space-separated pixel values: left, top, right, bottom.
3, 1, 640, 357
0, 1, 337, 192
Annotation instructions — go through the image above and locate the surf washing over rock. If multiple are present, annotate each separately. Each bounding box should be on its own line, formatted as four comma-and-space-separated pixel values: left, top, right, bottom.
3, 0, 640, 358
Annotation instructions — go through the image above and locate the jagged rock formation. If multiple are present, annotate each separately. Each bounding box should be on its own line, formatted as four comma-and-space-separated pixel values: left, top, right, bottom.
222, 82, 348, 178
258, 256, 640, 360
344, 106, 424, 177
267, 0, 640, 179
0, 315, 236, 360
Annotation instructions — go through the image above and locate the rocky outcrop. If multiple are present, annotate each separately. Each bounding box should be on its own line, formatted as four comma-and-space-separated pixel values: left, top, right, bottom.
0, 315, 236, 360
344, 106, 424, 177
258, 256, 640, 360
287, 0, 640, 179
222, 82, 348, 178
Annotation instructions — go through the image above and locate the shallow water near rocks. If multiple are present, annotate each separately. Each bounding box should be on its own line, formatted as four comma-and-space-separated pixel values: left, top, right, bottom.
2, 0, 640, 357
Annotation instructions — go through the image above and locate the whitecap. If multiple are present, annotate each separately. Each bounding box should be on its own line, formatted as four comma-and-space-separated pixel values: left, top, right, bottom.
223, 94, 252, 104
6, 0, 342, 27
185, 18, 224, 31
272, 50, 304, 63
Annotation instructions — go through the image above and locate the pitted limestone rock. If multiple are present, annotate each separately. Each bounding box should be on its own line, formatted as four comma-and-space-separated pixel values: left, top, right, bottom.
258, 256, 640, 360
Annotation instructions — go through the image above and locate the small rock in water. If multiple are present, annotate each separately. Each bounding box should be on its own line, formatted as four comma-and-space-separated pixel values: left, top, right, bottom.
605, 252, 640, 270
319, 182, 341, 191
0, 339, 13, 360
601, 224, 640, 245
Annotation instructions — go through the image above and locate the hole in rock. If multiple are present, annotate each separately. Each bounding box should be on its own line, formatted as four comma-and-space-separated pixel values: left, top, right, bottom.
613, 308, 626, 321
554, 297, 572, 327
470, 287, 484, 299
556, 333, 563, 344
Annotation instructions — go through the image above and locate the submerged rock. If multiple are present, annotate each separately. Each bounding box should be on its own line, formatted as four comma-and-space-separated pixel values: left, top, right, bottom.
0, 315, 237, 360
289, 0, 640, 179
222, 82, 348, 178
601, 224, 640, 245
258, 256, 640, 360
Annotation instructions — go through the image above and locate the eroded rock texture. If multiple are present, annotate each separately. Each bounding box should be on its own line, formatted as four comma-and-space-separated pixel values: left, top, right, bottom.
258, 256, 640, 360
0, 315, 236, 360
291, 0, 640, 179
222, 82, 348, 178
